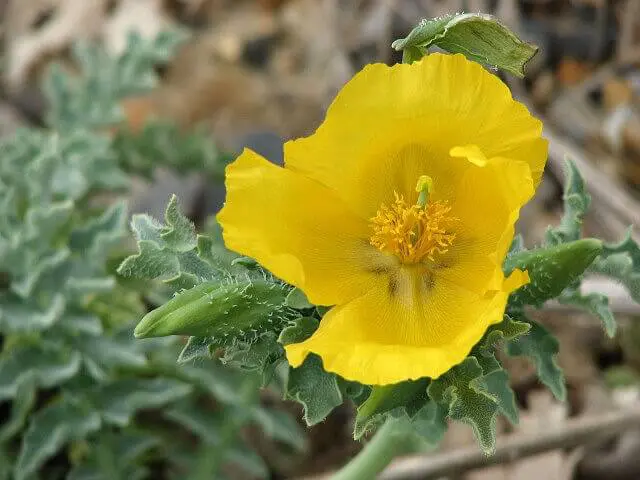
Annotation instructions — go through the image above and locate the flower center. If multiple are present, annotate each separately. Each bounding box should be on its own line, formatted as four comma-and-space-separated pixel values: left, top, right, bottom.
369, 176, 456, 264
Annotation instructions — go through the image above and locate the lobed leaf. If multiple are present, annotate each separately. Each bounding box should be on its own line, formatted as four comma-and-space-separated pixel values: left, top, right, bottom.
591, 228, 640, 304
286, 354, 343, 426
559, 289, 616, 337
428, 357, 500, 453
118, 196, 223, 288
279, 317, 344, 425
45, 30, 189, 130
0, 346, 81, 401
90, 378, 192, 426
506, 319, 566, 401
545, 158, 590, 246
16, 397, 102, 480
354, 379, 430, 440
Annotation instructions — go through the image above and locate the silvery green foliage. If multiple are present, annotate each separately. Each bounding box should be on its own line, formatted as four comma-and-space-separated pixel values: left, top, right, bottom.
44, 30, 225, 180
45, 30, 188, 131
129, 158, 640, 456
0, 31, 302, 480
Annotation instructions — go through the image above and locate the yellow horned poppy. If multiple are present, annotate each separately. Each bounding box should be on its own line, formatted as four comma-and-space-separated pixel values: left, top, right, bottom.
218, 53, 547, 385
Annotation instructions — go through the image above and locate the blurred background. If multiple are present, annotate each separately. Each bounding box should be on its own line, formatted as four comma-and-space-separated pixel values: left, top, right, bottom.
1, 0, 640, 479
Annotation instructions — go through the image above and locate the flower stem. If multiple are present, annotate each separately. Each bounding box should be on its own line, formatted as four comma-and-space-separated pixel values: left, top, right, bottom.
331, 420, 411, 480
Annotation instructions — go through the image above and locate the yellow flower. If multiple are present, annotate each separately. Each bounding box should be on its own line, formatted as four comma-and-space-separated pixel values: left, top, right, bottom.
218, 53, 547, 385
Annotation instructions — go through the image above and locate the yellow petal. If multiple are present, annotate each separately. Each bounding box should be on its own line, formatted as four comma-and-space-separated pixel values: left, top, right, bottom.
437, 155, 535, 293
285, 269, 528, 385
285, 53, 547, 220
218, 149, 384, 306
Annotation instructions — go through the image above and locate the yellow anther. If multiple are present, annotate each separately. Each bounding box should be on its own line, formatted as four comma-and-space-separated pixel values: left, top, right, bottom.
370, 183, 456, 265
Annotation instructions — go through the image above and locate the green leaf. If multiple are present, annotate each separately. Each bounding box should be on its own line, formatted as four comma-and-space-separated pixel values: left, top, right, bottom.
69, 201, 127, 262
16, 397, 102, 480
428, 357, 499, 453
278, 316, 318, 345
161, 195, 198, 252
409, 401, 448, 447
0, 448, 10, 480
472, 321, 523, 426
545, 158, 590, 246
178, 336, 215, 363
166, 399, 269, 478
250, 406, 307, 451
134, 279, 294, 339
45, 30, 189, 130
177, 360, 256, 405
286, 354, 343, 426
113, 121, 223, 179
220, 332, 284, 383
118, 239, 182, 281
90, 378, 192, 426
559, 289, 616, 337
278, 317, 342, 425
591, 228, 640, 303
0, 293, 66, 333
0, 377, 36, 442
165, 399, 225, 444
476, 315, 531, 356
0, 346, 81, 401
284, 288, 313, 309
392, 13, 538, 77
478, 369, 519, 424
506, 320, 566, 401
354, 378, 430, 440
68, 431, 159, 480
70, 333, 148, 379
505, 239, 602, 307
118, 197, 223, 288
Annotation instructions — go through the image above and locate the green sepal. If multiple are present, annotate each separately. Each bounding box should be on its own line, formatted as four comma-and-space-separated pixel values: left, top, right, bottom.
505, 239, 603, 308
506, 319, 566, 401
279, 317, 343, 425
392, 13, 538, 76
545, 158, 590, 246
354, 378, 430, 440
428, 357, 500, 453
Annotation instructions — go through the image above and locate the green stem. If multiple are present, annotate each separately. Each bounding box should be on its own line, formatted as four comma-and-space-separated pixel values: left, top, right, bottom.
331, 420, 411, 480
